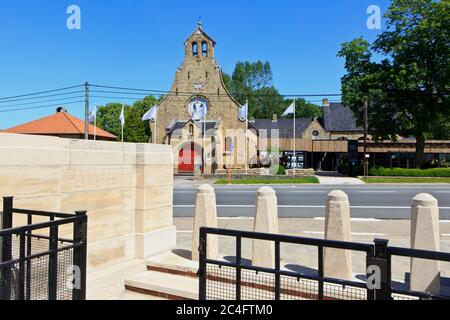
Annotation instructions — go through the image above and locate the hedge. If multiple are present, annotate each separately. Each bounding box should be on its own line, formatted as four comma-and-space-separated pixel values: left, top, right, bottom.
369, 167, 450, 177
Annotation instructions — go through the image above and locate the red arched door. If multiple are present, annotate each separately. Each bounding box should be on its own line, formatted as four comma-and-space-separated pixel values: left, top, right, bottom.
178, 143, 204, 173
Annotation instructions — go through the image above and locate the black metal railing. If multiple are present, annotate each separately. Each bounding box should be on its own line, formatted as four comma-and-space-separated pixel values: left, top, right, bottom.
0, 197, 87, 300
198, 227, 450, 301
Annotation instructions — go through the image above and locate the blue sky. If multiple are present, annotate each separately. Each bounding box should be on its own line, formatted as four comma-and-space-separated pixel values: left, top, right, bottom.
0, 0, 390, 129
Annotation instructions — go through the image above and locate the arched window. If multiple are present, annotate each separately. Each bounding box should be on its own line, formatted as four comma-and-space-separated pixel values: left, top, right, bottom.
189, 124, 194, 136
192, 42, 198, 57
201, 41, 208, 57
225, 137, 233, 152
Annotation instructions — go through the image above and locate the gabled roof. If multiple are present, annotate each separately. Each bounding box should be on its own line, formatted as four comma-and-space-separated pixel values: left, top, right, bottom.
166, 119, 221, 135
3, 111, 117, 139
184, 21, 216, 46
322, 103, 364, 132
252, 118, 316, 138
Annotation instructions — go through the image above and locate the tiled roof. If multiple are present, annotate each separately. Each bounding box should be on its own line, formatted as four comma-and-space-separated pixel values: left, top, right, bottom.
252, 118, 314, 138
3, 111, 117, 139
322, 103, 364, 132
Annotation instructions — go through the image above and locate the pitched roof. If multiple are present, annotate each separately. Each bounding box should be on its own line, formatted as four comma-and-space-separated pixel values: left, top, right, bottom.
252, 118, 315, 138
166, 120, 221, 135
322, 102, 364, 132
3, 111, 117, 139
185, 21, 216, 46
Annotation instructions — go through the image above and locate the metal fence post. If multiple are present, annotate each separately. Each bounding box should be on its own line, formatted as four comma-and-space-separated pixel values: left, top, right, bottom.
72, 211, 87, 300
366, 239, 391, 300
198, 227, 207, 300
1, 197, 14, 300
48, 224, 59, 300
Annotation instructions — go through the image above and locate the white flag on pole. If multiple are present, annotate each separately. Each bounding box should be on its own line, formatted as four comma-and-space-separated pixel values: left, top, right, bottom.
89, 106, 97, 123
282, 102, 295, 117
119, 106, 125, 127
238, 102, 248, 121
142, 106, 158, 122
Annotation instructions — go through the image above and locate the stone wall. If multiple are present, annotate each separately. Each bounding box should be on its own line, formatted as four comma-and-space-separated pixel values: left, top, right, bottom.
0, 133, 176, 272
285, 169, 316, 177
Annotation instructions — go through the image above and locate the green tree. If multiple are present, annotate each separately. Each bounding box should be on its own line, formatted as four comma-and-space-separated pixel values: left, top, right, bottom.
338, 0, 450, 167
96, 96, 161, 143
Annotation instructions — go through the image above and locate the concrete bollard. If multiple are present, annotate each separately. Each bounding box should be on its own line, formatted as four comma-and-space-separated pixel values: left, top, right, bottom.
252, 186, 279, 268
324, 190, 353, 280
410, 193, 441, 295
192, 184, 219, 262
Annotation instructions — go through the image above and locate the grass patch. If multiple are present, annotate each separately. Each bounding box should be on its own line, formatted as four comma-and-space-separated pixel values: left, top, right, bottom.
362, 177, 450, 184
369, 167, 450, 177
215, 177, 320, 185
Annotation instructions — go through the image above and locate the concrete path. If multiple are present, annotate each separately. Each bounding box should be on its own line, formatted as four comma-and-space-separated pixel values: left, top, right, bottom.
174, 217, 450, 283
317, 175, 365, 185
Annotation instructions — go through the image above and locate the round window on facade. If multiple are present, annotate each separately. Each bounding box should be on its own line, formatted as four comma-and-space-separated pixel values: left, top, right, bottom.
312, 130, 320, 137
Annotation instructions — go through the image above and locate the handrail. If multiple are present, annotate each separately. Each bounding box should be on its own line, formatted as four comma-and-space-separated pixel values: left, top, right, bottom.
201, 227, 373, 252
0, 215, 85, 237
12, 208, 74, 219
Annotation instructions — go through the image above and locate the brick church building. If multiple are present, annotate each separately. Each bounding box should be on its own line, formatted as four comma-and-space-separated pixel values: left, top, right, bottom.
154, 22, 258, 175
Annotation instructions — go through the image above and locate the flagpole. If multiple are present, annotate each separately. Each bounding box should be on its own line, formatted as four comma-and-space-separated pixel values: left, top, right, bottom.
293, 99, 296, 170
94, 111, 97, 141
203, 115, 206, 175
245, 100, 248, 173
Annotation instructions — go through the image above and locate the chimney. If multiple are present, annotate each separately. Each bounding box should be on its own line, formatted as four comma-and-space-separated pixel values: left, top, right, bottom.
272, 114, 278, 123
322, 98, 330, 107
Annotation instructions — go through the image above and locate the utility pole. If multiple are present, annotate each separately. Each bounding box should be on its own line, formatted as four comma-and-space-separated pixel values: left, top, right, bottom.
363, 99, 369, 178
85, 81, 89, 140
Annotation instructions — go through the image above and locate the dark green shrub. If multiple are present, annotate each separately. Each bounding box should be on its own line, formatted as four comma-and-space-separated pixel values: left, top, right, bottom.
277, 165, 286, 176
369, 167, 450, 177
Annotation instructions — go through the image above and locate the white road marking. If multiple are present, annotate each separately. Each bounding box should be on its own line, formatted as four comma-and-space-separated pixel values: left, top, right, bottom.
314, 217, 382, 222
217, 217, 253, 220
358, 191, 398, 193
174, 205, 450, 209
304, 231, 386, 236
290, 191, 327, 194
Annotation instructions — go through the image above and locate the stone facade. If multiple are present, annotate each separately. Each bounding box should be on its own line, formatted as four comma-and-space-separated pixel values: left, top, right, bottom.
0, 132, 176, 272
154, 22, 257, 175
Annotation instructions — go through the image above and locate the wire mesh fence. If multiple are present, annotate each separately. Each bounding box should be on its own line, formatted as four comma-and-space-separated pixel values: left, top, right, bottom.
199, 227, 450, 301
0, 196, 87, 301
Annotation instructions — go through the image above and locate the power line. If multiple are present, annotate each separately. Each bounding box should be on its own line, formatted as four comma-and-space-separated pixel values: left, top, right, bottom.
0, 96, 85, 109
0, 100, 84, 113
0, 85, 84, 101
0, 90, 85, 104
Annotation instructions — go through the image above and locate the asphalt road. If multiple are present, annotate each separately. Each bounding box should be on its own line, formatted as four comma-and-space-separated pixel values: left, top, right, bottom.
173, 184, 450, 219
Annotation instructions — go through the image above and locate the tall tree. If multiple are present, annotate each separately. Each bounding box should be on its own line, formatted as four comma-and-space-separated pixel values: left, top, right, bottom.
225, 60, 321, 119
338, 0, 450, 167
96, 96, 161, 143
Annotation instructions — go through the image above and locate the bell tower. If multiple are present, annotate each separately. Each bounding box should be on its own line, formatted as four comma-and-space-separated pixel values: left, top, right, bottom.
184, 20, 216, 62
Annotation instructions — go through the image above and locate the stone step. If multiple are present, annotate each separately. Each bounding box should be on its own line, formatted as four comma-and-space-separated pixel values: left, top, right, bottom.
146, 251, 199, 277
124, 270, 199, 300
